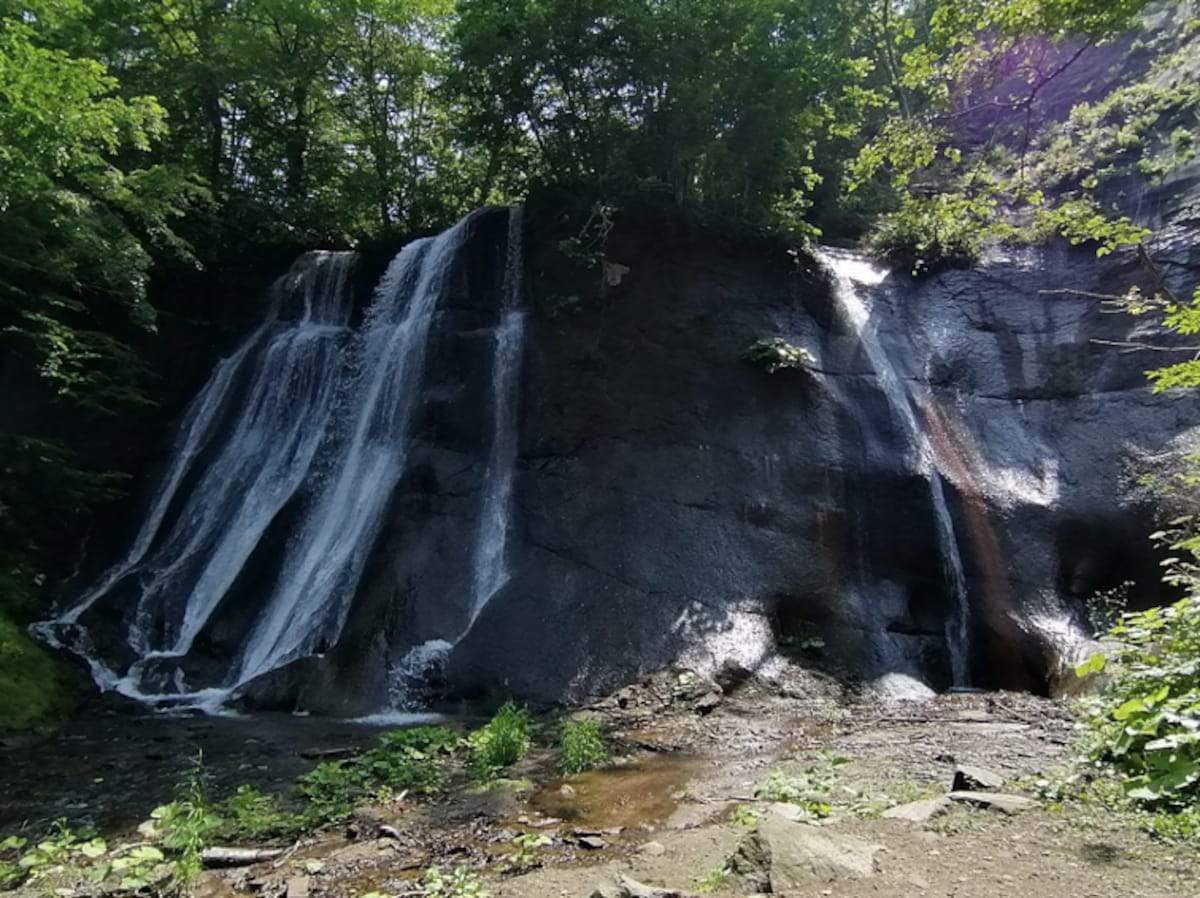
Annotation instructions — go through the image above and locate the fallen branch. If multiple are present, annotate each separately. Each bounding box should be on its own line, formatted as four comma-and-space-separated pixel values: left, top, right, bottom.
201, 846, 287, 868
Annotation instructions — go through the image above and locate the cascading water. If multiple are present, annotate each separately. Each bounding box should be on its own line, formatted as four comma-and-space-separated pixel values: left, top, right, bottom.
36, 252, 357, 704
234, 216, 476, 686
469, 206, 526, 628
42, 208, 529, 714
382, 207, 528, 710
817, 248, 973, 686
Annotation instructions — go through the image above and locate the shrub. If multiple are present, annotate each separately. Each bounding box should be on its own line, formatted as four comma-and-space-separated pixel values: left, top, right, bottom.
863, 193, 996, 274
558, 720, 610, 774
743, 338, 815, 374
1076, 592, 1200, 810
296, 725, 461, 823
420, 864, 490, 898
469, 703, 530, 779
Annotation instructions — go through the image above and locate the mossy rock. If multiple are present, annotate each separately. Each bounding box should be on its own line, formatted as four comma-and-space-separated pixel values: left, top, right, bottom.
0, 614, 79, 731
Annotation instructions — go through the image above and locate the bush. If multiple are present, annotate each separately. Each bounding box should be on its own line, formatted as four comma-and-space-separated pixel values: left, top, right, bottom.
296, 725, 461, 823
558, 720, 609, 774
863, 193, 996, 275
469, 703, 530, 779
1076, 592, 1200, 810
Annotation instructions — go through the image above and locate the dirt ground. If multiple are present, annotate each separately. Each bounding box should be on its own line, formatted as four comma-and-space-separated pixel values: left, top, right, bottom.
168, 664, 1200, 898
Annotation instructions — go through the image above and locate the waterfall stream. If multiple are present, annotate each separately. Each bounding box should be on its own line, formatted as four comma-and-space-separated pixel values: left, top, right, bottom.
469, 205, 526, 629
43, 209, 528, 713
817, 248, 973, 686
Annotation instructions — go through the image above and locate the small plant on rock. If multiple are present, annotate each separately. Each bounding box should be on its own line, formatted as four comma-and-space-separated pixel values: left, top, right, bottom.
753, 751, 852, 820
743, 337, 816, 374
731, 804, 763, 827
559, 719, 610, 774
503, 832, 551, 873
694, 863, 731, 893
421, 863, 491, 898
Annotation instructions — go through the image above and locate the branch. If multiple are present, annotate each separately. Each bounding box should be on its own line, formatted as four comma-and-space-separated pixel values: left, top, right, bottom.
1089, 338, 1200, 354
1137, 243, 1181, 305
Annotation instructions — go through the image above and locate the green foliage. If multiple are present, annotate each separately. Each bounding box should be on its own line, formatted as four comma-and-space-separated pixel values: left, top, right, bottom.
743, 338, 817, 374
420, 864, 490, 898
453, 0, 876, 230
693, 864, 731, 893
150, 759, 221, 885
502, 833, 551, 873
1076, 589, 1200, 810
213, 785, 306, 843
297, 725, 461, 823
0, 613, 76, 730
847, 0, 1192, 267
753, 752, 853, 820
469, 703, 531, 780
558, 720, 610, 774
0, 820, 169, 894
731, 804, 763, 827
864, 193, 999, 273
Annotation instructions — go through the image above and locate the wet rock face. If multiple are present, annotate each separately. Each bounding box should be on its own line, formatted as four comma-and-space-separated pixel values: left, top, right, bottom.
60, 196, 1200, 713
446, 210, 1200, 704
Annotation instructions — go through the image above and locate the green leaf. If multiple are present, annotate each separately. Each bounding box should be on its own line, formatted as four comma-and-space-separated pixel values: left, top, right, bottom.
1113, 698, 1144, 721
78, 837, 107, 858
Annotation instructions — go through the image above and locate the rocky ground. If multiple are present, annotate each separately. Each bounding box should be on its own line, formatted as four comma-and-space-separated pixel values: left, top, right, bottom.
7, 664, 1200, 898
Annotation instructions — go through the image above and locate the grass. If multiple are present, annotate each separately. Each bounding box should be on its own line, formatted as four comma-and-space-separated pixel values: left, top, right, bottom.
469, 703, 530, 780
559, 719, 609, 774
0, 613, 77, 731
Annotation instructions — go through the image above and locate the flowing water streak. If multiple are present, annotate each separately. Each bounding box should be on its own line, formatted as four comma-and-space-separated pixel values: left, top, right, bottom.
46, 255, 356, 662
56, 326, 269, 628
235, 215, 480, 686
817, 248, 973, 686
34, 253, 357, 706
467, 206, 527, 629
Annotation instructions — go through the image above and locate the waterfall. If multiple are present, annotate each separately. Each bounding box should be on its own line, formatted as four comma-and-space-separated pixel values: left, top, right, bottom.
380, 207, 527, 712
817, 248, 973, 686
36, 253, 357, 701
39, 207, 534, 714
468, 206, 527, 629
234, 214, 477, 686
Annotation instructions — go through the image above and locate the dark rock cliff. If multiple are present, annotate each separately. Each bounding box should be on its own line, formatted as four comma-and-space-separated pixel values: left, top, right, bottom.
47, 188, 1200, 714
443, 200, 1200, 705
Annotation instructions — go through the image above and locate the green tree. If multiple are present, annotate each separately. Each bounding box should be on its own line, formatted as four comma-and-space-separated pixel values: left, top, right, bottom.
453, 0, 877, 233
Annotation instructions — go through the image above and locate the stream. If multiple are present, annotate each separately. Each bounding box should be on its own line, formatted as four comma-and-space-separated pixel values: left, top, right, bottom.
0, 697, 443, 838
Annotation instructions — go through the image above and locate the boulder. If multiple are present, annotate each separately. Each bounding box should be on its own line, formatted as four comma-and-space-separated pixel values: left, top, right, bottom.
731, 812, 885, 891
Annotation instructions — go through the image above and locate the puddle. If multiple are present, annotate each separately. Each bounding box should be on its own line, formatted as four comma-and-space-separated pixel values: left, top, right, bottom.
526, 753, 701, 831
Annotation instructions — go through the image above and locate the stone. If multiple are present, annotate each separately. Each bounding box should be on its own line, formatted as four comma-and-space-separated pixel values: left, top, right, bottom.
948, 791, 1039, 814
952, 765, 1004, 792
560, 783, 577, 799
589, 873, 696, 898
693, 692, 723, 715
768, 802, 810, 823
881, 797, 951, 823
285, 876, 310, 898
578, 835, 609, 850
639, 840, 667, 856
731, 812, 885, 892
